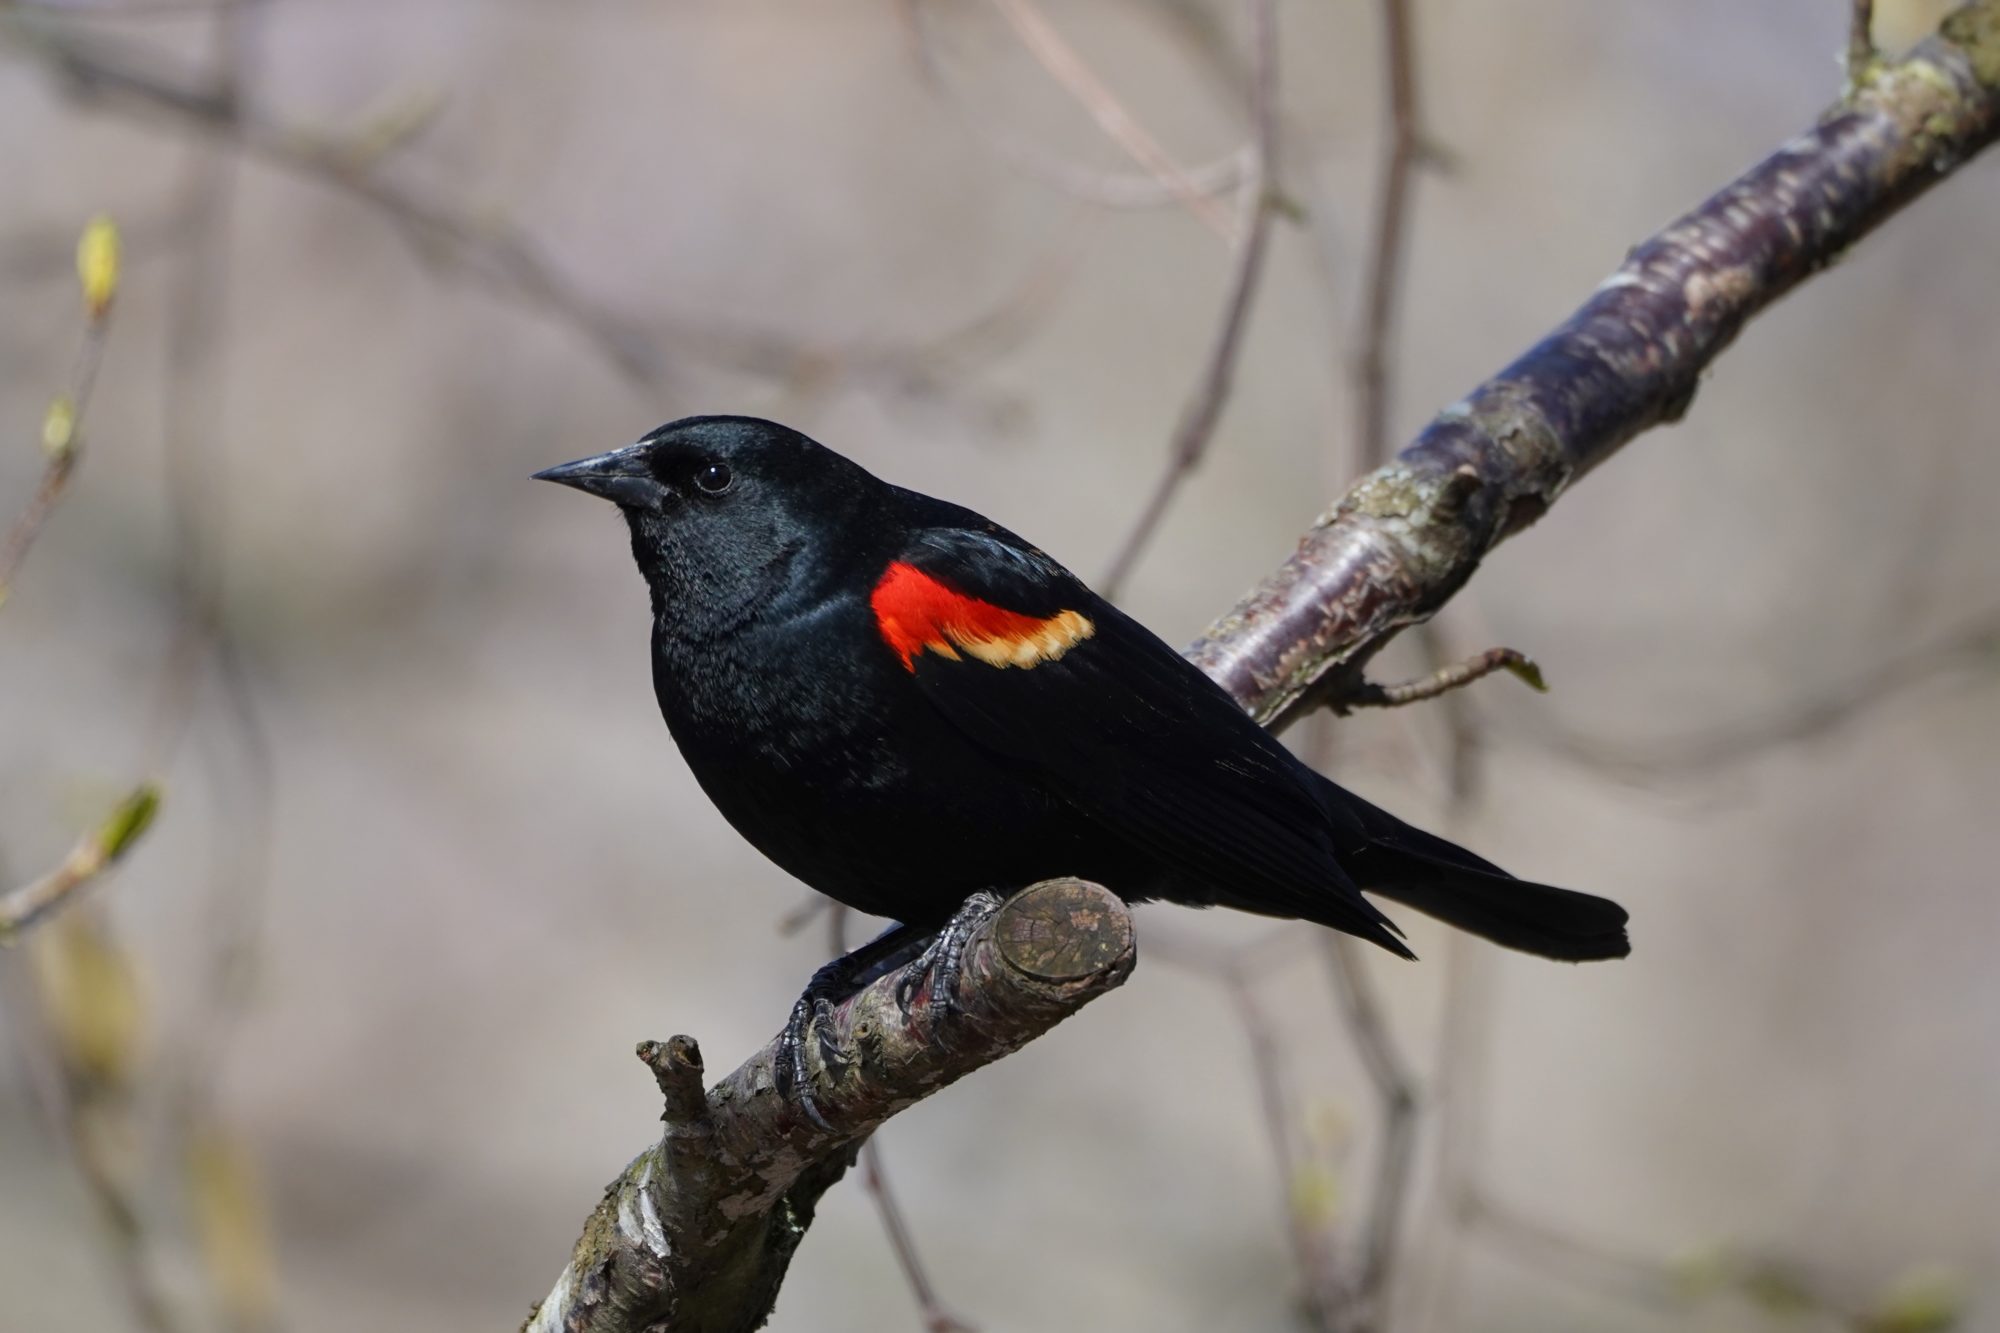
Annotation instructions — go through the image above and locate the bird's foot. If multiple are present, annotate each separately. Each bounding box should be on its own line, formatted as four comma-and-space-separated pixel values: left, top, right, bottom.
894, 891, 1006, 1035
774, 963, 860, 1132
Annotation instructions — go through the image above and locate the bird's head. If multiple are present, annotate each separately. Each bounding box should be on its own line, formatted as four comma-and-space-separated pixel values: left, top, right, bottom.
535, 415, 883, 623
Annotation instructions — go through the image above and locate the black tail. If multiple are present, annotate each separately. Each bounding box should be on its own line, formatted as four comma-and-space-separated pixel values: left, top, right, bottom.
1326, 784, 1630, 962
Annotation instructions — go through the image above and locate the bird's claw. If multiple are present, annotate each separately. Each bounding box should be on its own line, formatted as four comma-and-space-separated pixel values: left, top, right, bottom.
894, 891, 1006, 1036
776, 993, 844, 1131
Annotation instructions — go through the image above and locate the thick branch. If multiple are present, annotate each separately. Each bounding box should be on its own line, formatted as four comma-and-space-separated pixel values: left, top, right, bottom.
1191, 7, 2000, 726
525, 879, 1133, 1333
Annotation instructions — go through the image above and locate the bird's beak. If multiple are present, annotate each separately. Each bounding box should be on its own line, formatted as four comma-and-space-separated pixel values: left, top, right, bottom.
532, 447, 663, 507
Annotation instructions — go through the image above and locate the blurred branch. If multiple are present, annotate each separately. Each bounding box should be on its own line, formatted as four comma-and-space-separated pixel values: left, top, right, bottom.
1463, 1188, 1967, 1331
906, 0, 1252, 213
0, 215, 117, 607
0, 786, 161, 944
0, 214, 139, 945
2, 16, 1062, 405
1150, 925, 1355, 1323
1099, 0, 1278, 597
1850, 0, 1879, 92
9, 905, 188, 1333
1516, 609, 2000, 783
1355, 0, 1421, 475
8, 0, 264, 18
861, 1141, 977, 1333
987, 0, 1238, 239
1320, 936, 1418, 1333
142, 14, 288, 1328
1189, 4, 2000, 728
526, 880, 1134, 1333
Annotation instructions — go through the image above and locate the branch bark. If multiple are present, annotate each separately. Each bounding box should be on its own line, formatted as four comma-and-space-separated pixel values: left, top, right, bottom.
1190, 5, 2000, 726
524, 879, 1134, 1333
531, 7, 2000, 1329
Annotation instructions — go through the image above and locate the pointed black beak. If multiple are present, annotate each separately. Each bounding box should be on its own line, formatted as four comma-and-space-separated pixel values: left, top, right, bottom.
532, 447, 663, 507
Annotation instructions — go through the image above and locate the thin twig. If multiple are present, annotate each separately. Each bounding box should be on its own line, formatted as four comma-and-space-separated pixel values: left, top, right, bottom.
0, 787, 162, 943
13, 0, 263, 17
148, 14, 281, 1129
0, 286, 113, 604
1099, 0, 1279, 598
1334, 645, 1546, 714
1223, 966, 1341, 1324
1320, 935, 1419, 1331
8, 20, 1062, 405
7, 904, 190, 1333
906, 0, 1252, 213
1517, 609, 2000, 784
986, 0, 1237, 239
1344, 0, 1493, 815
1355, 0, 1420, 473
1849, 0, 1877, 91
1145, 926, 1350, 1322
861, 1141, 978, 1333
1460, 1188, 1682, 1310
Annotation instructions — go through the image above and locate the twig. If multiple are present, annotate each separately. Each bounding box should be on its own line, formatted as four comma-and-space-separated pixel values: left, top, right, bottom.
146, 10, 282, 1126
1223, 963, 1341, 1324
12, 0, 263, 17
1460, 1189, 1682, 1310
906, 0, 1250, 213
1468, 1185, 1968, 1328
1098, 0, 1279, 598
1515, 610, 2000, 783
1333, 645, 1546, 714
862, 1141, 978, 1333
5, 20, 1060, 405
1355, 0, 1421, 474
987, 0, 1237, 239
7, 904, 189, 1333
1849, 0, 1878, 92
0, 231, 115, 605
1320, 935, 1419, 1331
0, 787, 162, 943
1187, 7, 2000, 729
1411, 932, 1490, 1333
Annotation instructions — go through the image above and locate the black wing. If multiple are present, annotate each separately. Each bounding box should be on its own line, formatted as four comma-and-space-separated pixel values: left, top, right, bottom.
885, 526, 1412, 955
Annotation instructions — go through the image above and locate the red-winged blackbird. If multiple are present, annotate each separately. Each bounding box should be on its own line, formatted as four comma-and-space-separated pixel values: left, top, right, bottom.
538, 416, 1627, 1122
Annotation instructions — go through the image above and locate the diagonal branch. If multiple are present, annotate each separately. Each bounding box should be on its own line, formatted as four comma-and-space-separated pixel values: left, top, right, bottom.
531, 7, 2000, 1331
1190, 6, 2000, 726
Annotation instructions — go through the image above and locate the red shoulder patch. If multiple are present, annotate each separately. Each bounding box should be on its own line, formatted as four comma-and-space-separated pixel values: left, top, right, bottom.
870, 561, 1094, 672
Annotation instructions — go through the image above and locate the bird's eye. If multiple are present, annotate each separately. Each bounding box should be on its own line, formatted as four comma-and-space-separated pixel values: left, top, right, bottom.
694, 461, 733, 495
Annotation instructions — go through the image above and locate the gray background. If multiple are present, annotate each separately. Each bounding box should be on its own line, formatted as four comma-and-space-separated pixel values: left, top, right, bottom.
3, 1, 1996, 1330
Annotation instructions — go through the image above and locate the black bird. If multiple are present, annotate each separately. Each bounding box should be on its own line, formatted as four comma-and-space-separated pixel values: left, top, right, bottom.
537, 416, 1627, 1122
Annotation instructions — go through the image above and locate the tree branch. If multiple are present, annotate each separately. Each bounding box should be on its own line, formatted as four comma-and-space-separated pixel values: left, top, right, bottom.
531, 7, 2000, 1329
1099, 0, 1279, 597
1189, 5, 2000, 727
524, 879, 1134, 1333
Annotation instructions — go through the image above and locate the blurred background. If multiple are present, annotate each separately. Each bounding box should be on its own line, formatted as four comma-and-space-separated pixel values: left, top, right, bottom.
4, 1, 1997, 1330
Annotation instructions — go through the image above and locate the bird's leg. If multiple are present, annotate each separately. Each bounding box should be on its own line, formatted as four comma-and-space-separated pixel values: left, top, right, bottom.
777, 918, 929, 1130
894, 890, 1007, 1034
